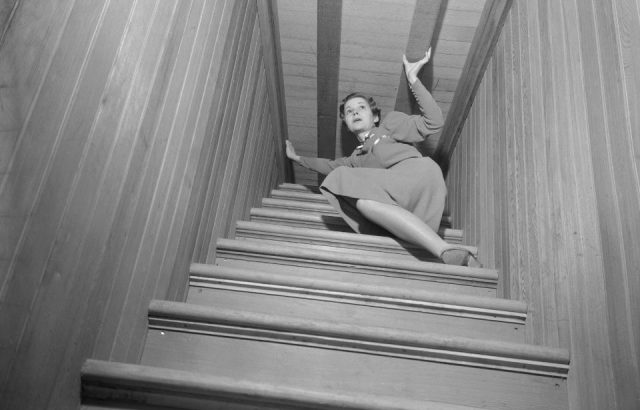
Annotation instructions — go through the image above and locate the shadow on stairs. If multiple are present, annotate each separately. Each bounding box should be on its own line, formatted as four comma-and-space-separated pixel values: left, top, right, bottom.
81, 183, 570, 410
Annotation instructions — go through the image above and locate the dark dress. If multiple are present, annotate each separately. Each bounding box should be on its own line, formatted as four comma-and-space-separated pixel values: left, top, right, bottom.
298, 79, 446, 234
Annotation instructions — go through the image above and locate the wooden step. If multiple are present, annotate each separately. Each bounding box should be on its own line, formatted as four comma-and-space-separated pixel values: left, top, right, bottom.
270, 186, 453, 227
250, 207, 462, 243
277, 182, 321, 194
270, 188, 327, 203
188, 264, 526, 343
262, 197, 338, 214
141, 301, 569, 410
214, 238, 497, 297
234, 220, 477, 261
82, 359, 486, 410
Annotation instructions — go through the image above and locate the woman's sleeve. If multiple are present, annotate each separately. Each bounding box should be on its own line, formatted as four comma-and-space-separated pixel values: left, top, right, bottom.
409, 79, 444, 136
297, 155, 356, 175
383, 79, 444, 143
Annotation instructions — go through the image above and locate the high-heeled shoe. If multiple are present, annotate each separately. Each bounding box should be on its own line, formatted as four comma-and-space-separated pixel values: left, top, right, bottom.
439, 247, 482, 267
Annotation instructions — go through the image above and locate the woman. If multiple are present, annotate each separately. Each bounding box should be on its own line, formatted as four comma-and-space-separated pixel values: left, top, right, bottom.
286, 49, 480, 267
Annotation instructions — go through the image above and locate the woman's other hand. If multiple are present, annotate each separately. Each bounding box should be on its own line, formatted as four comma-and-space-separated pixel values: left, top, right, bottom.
285, 140, 300, 162
403, 47, 431, 84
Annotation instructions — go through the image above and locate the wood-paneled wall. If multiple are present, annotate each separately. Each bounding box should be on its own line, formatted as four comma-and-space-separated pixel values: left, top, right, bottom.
277, 0, 318, 186
0, 1, 288, 409
446, 0, 640, 408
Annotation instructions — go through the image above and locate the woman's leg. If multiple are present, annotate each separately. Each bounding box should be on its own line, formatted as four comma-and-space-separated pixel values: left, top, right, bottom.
355, 199, 480, 266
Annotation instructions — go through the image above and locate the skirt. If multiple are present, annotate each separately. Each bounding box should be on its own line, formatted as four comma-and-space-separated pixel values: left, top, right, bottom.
320, 157, 446, 235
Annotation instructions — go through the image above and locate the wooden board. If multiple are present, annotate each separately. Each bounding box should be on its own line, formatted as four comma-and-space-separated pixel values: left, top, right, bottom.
0, 0, 290, 408
444, 0, 640, 408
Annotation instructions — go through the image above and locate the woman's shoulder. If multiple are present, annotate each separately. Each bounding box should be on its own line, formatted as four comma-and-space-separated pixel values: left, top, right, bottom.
380, 111, 410, 130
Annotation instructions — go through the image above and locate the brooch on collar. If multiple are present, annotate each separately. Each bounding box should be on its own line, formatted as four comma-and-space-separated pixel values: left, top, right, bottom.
356, 133, 388, 150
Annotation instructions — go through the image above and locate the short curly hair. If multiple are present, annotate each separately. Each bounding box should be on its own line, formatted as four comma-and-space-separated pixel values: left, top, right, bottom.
339, 93, 382, 127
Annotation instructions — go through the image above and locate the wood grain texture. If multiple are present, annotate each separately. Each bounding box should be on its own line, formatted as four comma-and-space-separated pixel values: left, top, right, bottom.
276, 0, 485, 178
0, 0, 18, 46
316, 0, 342, 185
434, 0, 512, 173
446, 0, 640, 408
0, 0, 289, 408
277, 0, 317, 186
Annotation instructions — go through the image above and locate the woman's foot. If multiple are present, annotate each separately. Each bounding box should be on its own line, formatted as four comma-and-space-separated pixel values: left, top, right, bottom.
440, 247, 482, 267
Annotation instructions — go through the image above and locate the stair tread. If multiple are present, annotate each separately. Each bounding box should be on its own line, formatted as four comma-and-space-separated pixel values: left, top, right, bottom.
250, 207, 462, 242
252, 206, 456, 233
214, 238, 496, 297
235, 220, 477, 260
270, 188, 327, 202
215, 238, 495, 280
277, 182, 321, 193
190, 263, 523, 314
82, 359, 487, 410
270, 187, 454, 227
262, 197, 337, 213
188, 264, 526, 343
147, 300, 570, 375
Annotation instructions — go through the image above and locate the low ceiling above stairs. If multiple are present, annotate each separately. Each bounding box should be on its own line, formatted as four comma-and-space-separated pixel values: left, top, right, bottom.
276, 0, 487, 185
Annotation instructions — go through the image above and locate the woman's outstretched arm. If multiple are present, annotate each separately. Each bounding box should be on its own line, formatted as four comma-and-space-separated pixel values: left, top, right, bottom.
403, 48, 444, 135
285, 140, 355, 175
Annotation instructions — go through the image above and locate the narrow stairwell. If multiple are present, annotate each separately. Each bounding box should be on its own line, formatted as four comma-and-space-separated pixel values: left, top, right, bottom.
81, 183, 570, 410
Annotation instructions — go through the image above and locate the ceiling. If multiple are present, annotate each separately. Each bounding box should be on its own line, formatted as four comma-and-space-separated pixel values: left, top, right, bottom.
276, 0, 487, 185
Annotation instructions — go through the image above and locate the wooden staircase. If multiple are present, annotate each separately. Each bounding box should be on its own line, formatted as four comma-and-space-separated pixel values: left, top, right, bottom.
81, 183, 570, 410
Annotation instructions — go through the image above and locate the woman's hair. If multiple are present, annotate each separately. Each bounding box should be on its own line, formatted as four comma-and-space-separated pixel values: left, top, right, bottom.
339, 93, 382, 126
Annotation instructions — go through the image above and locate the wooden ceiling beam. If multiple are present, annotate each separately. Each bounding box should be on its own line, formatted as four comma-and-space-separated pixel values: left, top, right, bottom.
316, 0, 342, 176
433, 0, 513, 175
394, 0, 447, 114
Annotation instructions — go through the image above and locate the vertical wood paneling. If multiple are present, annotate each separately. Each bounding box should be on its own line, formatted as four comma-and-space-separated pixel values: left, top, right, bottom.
447, 0, 640, 408
614, 0, 640, 388
586, 0, 640, 407
316, 0, 341, 186
90, 0, 195, 362
277, 0, 317, 186
208, 17, 262, 258
1, 2, 132, 404
0, 0, 289, 408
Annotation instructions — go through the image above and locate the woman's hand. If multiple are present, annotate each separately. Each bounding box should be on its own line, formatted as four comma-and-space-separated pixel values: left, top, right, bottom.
285, 140, 300, 162
403, 47, 431, 84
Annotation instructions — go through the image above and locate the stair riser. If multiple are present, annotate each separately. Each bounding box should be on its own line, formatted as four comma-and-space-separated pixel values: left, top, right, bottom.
142, 329, 568, 410
214, 257, 496, 298
186, 286, 525, 343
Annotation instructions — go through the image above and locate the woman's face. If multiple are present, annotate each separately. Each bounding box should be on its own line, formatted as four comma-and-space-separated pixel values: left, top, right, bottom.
343, 97, 379, 135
